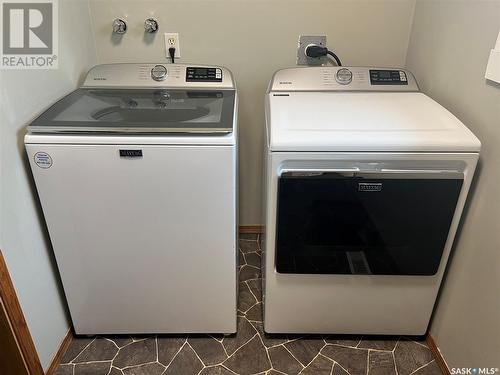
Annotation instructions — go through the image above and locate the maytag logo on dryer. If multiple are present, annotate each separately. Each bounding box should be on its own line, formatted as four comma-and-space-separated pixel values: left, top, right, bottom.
1, 0, 58, 69
119, 149, 143, 158
358, 183, 382, 192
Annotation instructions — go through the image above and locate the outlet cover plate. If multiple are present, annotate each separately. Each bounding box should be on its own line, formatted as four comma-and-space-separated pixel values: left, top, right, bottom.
164, 33, 181, 59
297, 35, 327, 66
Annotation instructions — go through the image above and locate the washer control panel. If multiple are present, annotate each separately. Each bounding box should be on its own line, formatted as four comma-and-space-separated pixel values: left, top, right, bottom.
151, 65, 168, 81
186, 67, 223, 82
336, 68, 353, 85
83, 64, 234, 89
369, 69, 407, 85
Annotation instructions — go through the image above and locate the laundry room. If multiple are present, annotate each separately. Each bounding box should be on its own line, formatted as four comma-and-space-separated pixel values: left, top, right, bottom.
0, 0, 498, 374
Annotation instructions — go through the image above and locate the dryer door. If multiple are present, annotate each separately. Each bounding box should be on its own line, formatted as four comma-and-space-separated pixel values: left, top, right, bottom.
275, 170, 463, 275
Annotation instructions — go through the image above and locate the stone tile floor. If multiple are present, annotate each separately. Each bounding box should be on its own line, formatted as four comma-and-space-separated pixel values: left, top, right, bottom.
55, 234, 442, 375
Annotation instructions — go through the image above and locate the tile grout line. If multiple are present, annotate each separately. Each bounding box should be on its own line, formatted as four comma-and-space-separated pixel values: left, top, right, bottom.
105, 338, 120, 349
392, 337, 401, 353
163, 339, 187, 370
326, 342, 376, 351
390, 348, 399, 375
400, 336, 428, 348
363, 347, 396, 353
220, 364, 238, 374
282, 344, 306, 369
223, 332, 260, 362
391, 337, 401, 375
334, 359, 352, 375
245, 280, 260, 303
356, 336, 363, 348
316, 355, 335, 375
109, 366, 123, 375
155, 336, 159, 363
305, 342, 328, 369
254, 330, 273, 373
71, 360, 112, 365
220, 338, 230, 358
320, 345, 352, 375
108, 339, 122, 366
271, 368, 288, 375
330, 359, 343, 375
119, 360, 161, 371
408, 359, 436, 375
69, 337, 96, 364
366, 349, 370, 375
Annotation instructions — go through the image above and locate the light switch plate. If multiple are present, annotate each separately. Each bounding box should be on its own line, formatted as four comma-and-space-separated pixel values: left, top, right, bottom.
297, 35, 327, 66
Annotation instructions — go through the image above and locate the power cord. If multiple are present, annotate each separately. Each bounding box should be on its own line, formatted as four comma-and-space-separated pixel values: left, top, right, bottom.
169, 47, 176, 63
305, 45, 342, 66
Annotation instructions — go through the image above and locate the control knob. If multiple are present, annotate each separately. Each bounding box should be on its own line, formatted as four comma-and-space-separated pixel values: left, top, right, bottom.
336, 68, 353, 85
151, 65, 167, 81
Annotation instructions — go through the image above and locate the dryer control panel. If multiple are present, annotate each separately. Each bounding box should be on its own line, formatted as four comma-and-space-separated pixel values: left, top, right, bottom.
269, 67, 419, 92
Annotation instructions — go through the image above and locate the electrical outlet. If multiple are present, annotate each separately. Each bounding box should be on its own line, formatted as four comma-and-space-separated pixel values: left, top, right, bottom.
164, 33, 181, 59
297, 35, 327, 66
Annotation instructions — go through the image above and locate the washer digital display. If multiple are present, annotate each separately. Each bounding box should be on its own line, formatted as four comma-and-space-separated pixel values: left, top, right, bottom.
186, 67, 223, 82
370, 70, 408, 85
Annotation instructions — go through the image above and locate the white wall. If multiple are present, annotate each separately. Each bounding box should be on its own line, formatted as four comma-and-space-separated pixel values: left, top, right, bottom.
406, 0, 500, 369
88, 0, 416, 224
0, 0, 97, 369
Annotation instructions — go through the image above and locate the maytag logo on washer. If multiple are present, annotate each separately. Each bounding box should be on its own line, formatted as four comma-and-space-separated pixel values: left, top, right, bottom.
0, 0, 58, 69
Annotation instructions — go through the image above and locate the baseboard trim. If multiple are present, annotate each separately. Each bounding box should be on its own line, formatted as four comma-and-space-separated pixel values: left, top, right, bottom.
0, 250, 44, 375
239, 225, 264, 234
426, 333, 450, 375
45, 328, 72, 375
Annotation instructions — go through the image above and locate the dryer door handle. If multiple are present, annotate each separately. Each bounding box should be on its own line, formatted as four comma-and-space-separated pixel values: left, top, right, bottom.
279, 168, 463, 180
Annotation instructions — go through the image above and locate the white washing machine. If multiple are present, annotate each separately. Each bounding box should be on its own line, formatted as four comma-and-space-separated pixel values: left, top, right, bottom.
263, 67, 480, 335
25, 63, 238, 334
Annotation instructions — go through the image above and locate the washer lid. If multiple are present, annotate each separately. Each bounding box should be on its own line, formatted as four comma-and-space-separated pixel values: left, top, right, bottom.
267, 91, 481, 152
28, 88, 235, 134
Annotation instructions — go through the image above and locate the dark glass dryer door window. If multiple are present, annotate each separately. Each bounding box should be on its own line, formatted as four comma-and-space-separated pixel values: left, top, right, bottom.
275, 170, 463, 276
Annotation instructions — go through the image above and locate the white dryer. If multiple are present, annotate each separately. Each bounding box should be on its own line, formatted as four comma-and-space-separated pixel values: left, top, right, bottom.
263, 67, 480, 335
25, 64, 238, 334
